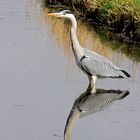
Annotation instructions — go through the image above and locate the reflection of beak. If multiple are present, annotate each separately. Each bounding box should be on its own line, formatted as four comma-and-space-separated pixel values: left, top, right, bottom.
47, 13, 62, 17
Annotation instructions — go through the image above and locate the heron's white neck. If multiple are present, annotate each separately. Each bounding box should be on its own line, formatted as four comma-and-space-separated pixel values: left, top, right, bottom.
70, 16, 84, 62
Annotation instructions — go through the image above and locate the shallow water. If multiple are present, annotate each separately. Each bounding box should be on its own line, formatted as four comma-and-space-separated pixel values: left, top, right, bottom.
0, 0, 140, 140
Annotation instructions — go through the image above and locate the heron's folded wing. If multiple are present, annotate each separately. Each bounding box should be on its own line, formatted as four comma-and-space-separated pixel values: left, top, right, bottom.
81, 49, 123, 77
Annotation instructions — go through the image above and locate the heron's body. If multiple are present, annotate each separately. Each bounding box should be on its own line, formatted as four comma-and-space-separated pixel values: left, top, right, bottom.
81, 48, 130, 79
47, 10, 130, 92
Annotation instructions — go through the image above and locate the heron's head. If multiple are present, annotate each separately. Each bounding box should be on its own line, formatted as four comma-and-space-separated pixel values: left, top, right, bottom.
47, 10, 74, 20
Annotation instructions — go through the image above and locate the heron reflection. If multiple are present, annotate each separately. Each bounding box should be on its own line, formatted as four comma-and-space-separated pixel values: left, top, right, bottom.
64, 88, 129, 140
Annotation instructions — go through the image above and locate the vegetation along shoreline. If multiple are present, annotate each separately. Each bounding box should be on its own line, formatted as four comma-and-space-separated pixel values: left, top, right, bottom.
43, 0, 140, 46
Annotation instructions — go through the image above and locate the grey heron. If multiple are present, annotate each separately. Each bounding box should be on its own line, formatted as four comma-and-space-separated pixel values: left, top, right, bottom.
47, 10, 130, 92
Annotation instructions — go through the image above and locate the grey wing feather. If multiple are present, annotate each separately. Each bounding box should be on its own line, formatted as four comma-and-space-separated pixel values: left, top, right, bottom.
81, 48, 129, 78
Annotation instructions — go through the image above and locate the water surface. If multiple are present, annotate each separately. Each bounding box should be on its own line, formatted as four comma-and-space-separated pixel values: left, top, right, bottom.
0, 0, 140, 140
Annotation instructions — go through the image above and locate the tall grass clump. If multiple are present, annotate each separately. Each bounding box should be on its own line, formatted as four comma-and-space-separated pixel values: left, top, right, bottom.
43, 0, 140, 44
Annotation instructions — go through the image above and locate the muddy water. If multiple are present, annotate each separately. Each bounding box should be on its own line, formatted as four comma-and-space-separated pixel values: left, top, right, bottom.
0, 0, 140, 140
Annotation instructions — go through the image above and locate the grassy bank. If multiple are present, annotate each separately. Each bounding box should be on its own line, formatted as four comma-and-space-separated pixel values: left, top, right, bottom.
43, 0, 140, 45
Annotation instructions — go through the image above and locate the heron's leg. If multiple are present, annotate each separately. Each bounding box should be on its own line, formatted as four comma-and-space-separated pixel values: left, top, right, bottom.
91, 76, 97, 93
87, 76, 97, 93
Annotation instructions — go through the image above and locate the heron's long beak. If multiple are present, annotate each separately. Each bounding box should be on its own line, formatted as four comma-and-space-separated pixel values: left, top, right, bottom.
47, 13, 63, 17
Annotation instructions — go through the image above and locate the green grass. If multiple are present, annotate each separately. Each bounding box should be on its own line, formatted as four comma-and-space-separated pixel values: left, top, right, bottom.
44, 0, 140, 22
44, 0, 140, 44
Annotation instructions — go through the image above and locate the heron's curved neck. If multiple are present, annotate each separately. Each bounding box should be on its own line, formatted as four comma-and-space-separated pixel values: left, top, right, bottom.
70, 16, 84, 61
